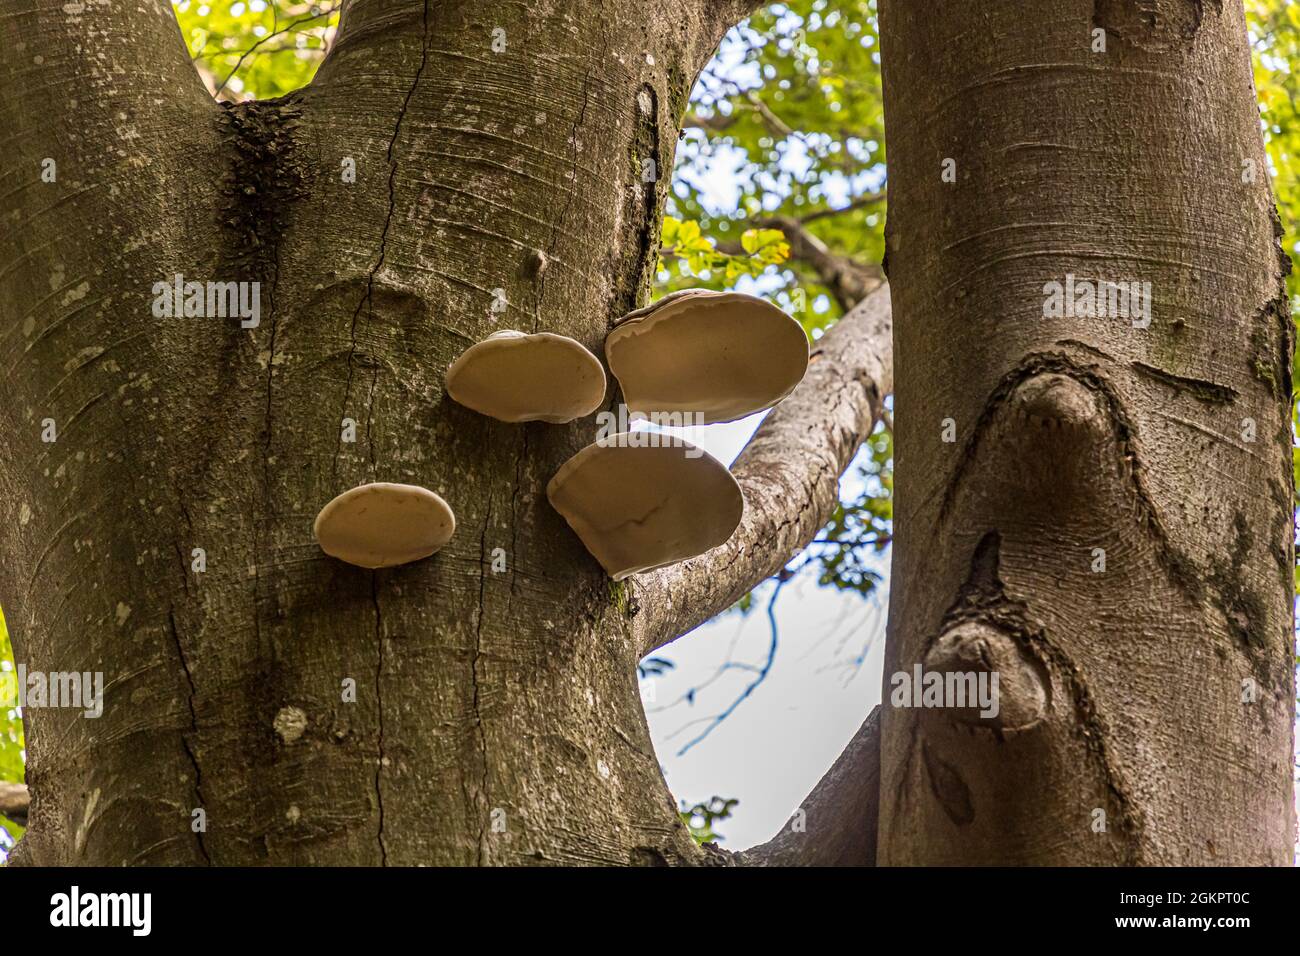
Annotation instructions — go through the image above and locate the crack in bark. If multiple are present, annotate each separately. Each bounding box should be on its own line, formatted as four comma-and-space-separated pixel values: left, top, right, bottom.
333, 0, 431, 479
168, 604, 211, 865
507, 428, 529, 609
471, 495, 492, 865
213, 99, 308, 741
370, 572, 388, 865
610, 82, 663, 319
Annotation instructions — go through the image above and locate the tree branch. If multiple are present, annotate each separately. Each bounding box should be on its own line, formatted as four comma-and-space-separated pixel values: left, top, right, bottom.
683, 111, 738, 132
716, 216, 882, 312
798, 190, 886, 224
0, 782, 28, 827
734, 705, 879, 866
213, 8, 337, 98
634, 281, 893, 654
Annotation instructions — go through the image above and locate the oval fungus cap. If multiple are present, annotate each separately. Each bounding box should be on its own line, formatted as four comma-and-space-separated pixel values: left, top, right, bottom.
314, 482, 456, 569
445, 330, 606, 424
546, 433, 744, 580
605, 291, 809, 425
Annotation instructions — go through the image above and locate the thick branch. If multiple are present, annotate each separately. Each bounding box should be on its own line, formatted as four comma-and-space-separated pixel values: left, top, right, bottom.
635, 282, 893, 654
0, 782, 28, 827
683, 111, 738, 132
735, 706, 879, 866
799, 190, 886, 224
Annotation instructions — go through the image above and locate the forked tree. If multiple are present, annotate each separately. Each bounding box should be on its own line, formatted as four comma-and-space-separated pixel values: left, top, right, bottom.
0, 0, 1292, 865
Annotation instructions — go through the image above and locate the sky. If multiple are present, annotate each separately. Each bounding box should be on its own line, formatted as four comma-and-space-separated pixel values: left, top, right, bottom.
639, 415, 888, 850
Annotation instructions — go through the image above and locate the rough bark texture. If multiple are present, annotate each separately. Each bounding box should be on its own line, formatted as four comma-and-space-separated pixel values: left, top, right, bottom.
878, 0, 1295, 864
1, 0, 787, 866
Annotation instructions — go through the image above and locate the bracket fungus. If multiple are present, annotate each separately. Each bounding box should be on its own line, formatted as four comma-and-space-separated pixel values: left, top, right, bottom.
604, 290, 809, 425
445, 330, 606, 423
314, 482, 456, 569
546, 433, 743, 580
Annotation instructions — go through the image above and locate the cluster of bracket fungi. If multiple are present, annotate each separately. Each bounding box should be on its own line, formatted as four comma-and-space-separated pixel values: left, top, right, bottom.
313, 290, 810, 579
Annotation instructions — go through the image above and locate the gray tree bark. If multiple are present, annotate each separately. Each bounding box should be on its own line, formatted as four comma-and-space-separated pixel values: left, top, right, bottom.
0, 0, 891, 866
878, 0, 1295, 864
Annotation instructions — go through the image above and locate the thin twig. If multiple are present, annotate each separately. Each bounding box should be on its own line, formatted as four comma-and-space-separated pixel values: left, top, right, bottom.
674, 578, 786, 756
213, 8, 335, 97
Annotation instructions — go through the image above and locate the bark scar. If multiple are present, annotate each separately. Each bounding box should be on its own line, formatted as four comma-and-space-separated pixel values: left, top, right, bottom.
923, 531, 1146, 862
940, 351, 1197, 594
1093, 0, 1219, 51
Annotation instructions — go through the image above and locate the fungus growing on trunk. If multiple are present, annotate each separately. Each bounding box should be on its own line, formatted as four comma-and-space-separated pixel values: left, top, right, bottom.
546, 433, 743, 579
605, 291, 809, 424
314, 482, 456, 569
445, 330, 606, 423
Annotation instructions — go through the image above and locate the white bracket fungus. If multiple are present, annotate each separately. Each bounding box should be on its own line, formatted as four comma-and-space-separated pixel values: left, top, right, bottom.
604, 290, 809, 425
314, 482, 456, 569
446, 330, 606, 423
546, 433, 743, 580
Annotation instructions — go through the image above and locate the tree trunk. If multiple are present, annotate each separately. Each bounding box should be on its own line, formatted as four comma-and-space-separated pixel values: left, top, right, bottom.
0, 0, 778, 866
878, 0, 1294, 864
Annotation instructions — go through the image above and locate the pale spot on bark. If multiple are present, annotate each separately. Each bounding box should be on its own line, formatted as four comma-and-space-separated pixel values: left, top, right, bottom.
274, 706, 308, 744
60, 280, 90, 305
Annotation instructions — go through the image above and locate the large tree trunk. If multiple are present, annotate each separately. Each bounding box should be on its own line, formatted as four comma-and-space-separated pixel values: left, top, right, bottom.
878, 0, 1295, 864
1, 0, 790, 866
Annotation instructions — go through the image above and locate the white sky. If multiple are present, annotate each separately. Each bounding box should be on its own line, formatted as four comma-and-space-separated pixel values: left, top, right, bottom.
639, 415, 888, 849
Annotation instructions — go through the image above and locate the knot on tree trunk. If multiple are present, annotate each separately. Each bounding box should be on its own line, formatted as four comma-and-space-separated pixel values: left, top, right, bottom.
922, 619, 1049, 733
